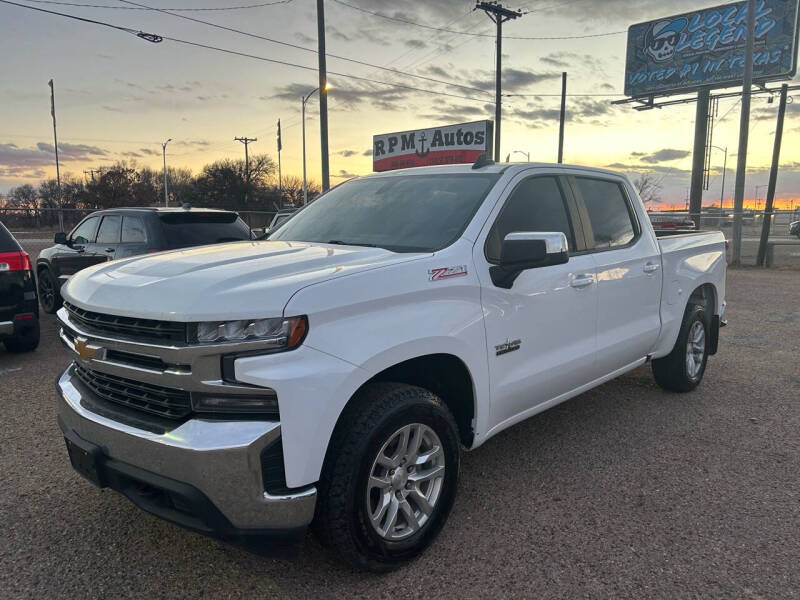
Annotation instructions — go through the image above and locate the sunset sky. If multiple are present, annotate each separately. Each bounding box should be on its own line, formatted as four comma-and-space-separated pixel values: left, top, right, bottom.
1, 0, 799, 209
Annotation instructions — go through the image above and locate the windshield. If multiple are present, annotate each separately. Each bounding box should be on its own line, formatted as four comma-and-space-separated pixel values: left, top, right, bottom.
159, 212, 250, 249
269, 173, 499, 252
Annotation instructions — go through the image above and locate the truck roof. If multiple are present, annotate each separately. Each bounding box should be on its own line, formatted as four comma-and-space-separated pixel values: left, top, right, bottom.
360, 162, 627, 180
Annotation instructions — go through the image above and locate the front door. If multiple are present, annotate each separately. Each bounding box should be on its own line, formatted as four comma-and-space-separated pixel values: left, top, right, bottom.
87, 214, 122, 263
52, 215, 103, 280
475, 173, 598, 433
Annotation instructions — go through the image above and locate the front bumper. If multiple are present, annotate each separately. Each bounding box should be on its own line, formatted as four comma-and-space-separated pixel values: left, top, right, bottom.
57, 365, 316, 557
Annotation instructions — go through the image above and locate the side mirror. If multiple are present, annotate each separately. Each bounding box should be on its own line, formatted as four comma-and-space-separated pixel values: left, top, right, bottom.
54, 232, 68, 245
490, 232, 569, 289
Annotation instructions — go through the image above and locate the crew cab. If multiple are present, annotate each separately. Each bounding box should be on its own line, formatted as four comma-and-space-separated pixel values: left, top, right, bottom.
36, 207, 251, 313
55, 163, 726, 571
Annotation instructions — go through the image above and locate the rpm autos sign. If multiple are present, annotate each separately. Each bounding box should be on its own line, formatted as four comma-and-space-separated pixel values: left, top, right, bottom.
625, 0, 800, 98
373, 120, 493, 172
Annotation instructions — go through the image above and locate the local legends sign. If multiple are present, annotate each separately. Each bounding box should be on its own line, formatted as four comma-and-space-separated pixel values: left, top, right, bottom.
372, 120, 493, 172
624, 0, 800, 98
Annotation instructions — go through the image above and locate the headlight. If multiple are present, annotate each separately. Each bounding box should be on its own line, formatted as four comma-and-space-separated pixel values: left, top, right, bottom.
194, 315, 308, 348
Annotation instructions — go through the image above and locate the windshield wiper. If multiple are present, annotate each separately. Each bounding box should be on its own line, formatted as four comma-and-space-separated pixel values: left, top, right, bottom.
326, 240, 380, 248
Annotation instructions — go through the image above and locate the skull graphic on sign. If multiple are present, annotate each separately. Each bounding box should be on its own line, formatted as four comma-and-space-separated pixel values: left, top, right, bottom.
645, 18, 687, 63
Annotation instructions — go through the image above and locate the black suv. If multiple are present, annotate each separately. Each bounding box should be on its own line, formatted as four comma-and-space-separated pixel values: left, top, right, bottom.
36, 207, 251, 313
0, 221, 39, 352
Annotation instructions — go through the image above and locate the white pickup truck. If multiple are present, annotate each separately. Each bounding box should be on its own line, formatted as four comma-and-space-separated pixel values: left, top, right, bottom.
56, 162, 726, 571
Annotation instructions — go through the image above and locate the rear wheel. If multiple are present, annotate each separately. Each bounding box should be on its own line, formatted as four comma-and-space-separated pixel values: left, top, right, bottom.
314, 382, 460, 572
4, 319, 40, 353
38, 268, 62, 314
652, 304, 709, 392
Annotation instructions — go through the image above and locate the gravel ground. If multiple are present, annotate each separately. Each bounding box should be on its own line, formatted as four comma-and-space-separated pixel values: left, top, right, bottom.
1, 249, 799, 599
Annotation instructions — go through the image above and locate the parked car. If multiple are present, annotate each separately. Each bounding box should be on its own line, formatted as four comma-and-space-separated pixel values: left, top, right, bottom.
36, 207, 251, 313
790, 220, 800, 239
648, 213, 697, 231
55, 162, 726, 571
251, 210, 298, 239
0, 221, 39, 352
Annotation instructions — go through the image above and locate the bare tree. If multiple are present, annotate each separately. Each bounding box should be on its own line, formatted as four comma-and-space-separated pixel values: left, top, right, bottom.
633, 173, 665, 207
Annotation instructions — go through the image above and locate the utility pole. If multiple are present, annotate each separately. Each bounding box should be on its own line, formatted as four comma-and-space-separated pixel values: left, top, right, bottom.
731, 0, 756, 266
48, 79, 64, 232
558, 72, 567, 163
162, 138, 172, 207
475, 1, 523, 162
234, 136, 257, 204
277, 119, 282, 208
82, 169, 96, 183
317, 0, 330, 191
689, 88, 711, 229
757, 81, 785, 266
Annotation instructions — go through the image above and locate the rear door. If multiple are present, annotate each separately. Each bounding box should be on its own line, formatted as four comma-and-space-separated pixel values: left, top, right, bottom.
0, 222, 26, 320
117, 215, 149, 259
568, 175, 662, 376
52, 215, 103, 279
88, 214, 122, 262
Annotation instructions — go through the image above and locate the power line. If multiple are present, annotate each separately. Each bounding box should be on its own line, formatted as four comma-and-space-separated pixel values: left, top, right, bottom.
22, 0, 294, 10
116, 0, 494, 97
0, 0, 160, 40
2, 0, 494, 103
331, 0, 625, 40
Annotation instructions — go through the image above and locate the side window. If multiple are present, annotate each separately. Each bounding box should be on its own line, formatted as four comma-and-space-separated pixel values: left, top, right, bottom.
485, 176, 576, 263
575, 178, 637, 249
122, 216, 147, 243
96, 215, 122, 244
70, 217, 100, 245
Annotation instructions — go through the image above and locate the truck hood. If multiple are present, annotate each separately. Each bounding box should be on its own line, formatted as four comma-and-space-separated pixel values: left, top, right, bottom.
62, 240, 426, 321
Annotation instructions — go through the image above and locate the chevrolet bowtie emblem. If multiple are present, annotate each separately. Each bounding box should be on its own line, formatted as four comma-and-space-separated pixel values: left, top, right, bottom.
74, 336, 100, 361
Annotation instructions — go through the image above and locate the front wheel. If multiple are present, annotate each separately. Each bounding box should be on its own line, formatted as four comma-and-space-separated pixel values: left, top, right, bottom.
314, 382, 460, 572
38, 268, 62, 314
652, 304, 709, 392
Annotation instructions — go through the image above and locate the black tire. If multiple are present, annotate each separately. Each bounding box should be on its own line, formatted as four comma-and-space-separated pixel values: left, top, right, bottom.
314, 382, 460, 572
38, 268, 62, 314
652, 303, 709, 393
3, 318, 40, 353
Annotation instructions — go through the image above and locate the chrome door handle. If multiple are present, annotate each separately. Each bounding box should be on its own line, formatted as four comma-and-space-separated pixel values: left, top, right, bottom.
644, 262, 661, 273
570, 275, 594, 288
105, 248, 115, 253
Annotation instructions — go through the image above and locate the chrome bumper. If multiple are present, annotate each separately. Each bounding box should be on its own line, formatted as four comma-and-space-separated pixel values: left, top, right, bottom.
57, 365, 316, 530
0, 320, 13, 336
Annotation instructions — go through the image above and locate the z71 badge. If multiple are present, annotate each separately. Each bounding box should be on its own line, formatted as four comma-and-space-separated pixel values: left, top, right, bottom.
428, 265, 468, 281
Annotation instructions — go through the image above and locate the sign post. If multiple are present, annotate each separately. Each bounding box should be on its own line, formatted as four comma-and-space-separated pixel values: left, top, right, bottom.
372, 120, 494, 173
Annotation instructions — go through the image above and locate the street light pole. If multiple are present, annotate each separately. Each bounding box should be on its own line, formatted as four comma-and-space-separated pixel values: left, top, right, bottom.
162, 138, 172, 207
510, 150, 530, 161
302, 87, 319, 206
709, 145, 727, 209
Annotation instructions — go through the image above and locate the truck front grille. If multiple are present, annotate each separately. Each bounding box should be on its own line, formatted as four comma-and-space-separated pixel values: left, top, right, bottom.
74, 363, 192, 420
65, 302, 187, 344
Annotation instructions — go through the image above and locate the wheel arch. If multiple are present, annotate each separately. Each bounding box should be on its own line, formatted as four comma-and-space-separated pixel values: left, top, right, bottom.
332, 353, 477, 451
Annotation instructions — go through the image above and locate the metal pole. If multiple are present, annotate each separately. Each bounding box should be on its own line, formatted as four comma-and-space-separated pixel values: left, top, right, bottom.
317, 0, 330, 191
732, 0, 756, 266
302, 96, 308, 205
558, 72, 566, 163
162, 138, 171, 207
48, 79, 64, 232
494, 16, 502, 162
757, 85, 787, 266
719, 146, 727, 209
689, 88, 710, 229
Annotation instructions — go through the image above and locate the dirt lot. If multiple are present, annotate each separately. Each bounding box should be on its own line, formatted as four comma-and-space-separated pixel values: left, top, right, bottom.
1, 250, 798, 598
